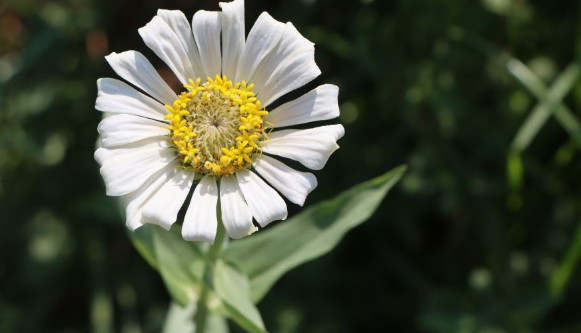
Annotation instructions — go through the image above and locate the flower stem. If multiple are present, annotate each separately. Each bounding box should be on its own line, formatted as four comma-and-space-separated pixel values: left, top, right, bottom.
193, 220, 226, 333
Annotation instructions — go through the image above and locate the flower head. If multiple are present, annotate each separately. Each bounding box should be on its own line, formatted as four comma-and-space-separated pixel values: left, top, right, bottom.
95, 0, 344, 242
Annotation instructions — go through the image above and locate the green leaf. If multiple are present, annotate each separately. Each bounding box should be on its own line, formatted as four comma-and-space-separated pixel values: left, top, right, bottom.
204, 312, 230, 333
162, 301, 196, 333
213, 261, 266, 333
128, 225, 158, 270
162, 301, 229, 333
130, 224, 206, 306
130, 224, 265, 331
512, 64, 581, 152
152, 225, 205, 306
550, 222, 581, 298
221, 165, 407, 302
448, 27, 581, 149
127, 167, 405, 331
508, 59, 581, 149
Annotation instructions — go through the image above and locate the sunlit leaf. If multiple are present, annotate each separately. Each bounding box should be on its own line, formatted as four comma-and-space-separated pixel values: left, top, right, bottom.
153, 225, 205, 306
130, 225, 205, 306
162, 301, 196, 333
128, 225, 158, 270
131, 225, 265, 331
162, 301, 229, 333
221, 165, 407, 302
213, 261, 265, 333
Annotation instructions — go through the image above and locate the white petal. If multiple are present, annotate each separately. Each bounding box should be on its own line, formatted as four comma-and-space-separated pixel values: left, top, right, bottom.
97, 114, 169, 148
253, 22, 321, 107
157, 9, 205, 78
105, 51, 177, 105
192, 11, 221, 79
95, 138, 171, 166
139, 16, 195, 84
235, 12, 285, 83
95, 138, 176, 196
122, 166, 177, 230
219, 0, 245, 79
182, 176, 218, 243
265, 84, 339, 128
219, 175, 255, 239
263, 124, 344, 170
142, 170, 195, 230
236, 169, 287, 227
96, 78, 167, 121
253, 155, 317, 206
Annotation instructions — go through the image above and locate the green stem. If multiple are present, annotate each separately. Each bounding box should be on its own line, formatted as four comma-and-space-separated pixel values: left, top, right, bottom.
194, 221, 226, 333
550, 221, 581, 299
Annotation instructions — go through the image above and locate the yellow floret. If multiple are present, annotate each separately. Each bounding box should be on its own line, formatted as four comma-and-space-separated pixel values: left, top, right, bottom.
164, 75, 268, 176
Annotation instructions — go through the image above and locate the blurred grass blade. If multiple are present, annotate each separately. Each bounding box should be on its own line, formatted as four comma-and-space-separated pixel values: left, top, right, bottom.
449, 27, 581, 148
554, 105, 581, 144
511, 64, 580, 152
506, 150, 523, 191
213, 261, 266, 333
506, 60, 581, 145
506, 150, 524, 210
221, 165, 407, 302
505, 58, 548, 97
449, 26, 547, 97
550, 222, 581, 298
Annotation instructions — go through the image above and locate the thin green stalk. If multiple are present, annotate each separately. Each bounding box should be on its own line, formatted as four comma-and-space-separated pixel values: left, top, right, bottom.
449, 27, 581, 150
550, 222, 581, 298
194, 221, 226, 333
511, 64, 581, 152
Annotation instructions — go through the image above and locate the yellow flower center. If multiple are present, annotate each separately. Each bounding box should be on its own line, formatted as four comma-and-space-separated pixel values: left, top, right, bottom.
164, 75, 268, 176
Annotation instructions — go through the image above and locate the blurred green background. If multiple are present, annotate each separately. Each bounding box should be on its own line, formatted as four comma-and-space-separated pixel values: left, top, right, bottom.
2, 0, 581, 332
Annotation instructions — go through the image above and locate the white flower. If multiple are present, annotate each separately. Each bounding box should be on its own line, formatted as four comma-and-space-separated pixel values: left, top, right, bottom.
94, 0, 344, 243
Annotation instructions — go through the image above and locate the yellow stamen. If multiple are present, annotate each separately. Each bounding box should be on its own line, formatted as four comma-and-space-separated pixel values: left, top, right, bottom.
165, 75, 268, 176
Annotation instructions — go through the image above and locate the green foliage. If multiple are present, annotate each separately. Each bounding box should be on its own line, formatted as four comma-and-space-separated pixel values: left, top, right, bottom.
550, 223, 581, 298
162, 301, 228, 333
222, 166, 407, 302
213, 261, 265, 333
151, 227, 204, 306
130, 224, 265, 332
512, 64, 581, 152
128, 166, 404, 332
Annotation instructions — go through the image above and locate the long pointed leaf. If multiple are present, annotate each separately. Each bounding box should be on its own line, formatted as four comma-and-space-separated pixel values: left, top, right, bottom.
221, 165, 407, 302
512, 64, 581, 151
213, 261, 266, 333
130, 225, 205, 306
131, 225, 266, 331
550, 222, 581, 298
449, 27, 581, 148
152, 226, 205, 306
129, 225, 158, 270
